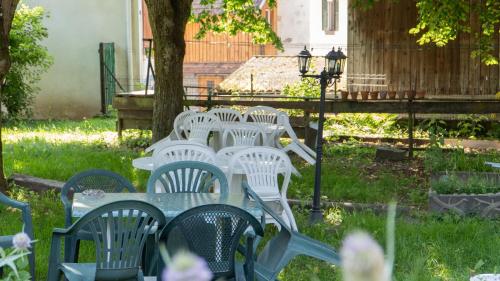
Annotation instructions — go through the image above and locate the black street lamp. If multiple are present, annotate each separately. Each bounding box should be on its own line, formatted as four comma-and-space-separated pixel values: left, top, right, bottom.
297, 45, 347, 223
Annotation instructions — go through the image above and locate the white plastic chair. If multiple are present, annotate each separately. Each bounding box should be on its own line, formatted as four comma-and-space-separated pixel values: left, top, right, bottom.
277, 115, 316, 165
152, 144, 216, 169
143, 110, 196, 153
243, 106, 284, 124
174, 110, 197, 140
145, 138, 205, 154
209, 108, 243, 123
243, 106, 287, 147
183, 112, 220, 145
133, 140, 209, 171
229, 147, 298, 231
222, 123, 266, 147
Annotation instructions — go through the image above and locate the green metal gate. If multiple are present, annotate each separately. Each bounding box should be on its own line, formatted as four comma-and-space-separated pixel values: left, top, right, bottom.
99, 42, 119, 114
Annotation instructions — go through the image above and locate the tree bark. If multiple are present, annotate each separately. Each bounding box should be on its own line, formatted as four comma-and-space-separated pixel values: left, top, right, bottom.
0, 0, 20, 192
145, 0, 193, 143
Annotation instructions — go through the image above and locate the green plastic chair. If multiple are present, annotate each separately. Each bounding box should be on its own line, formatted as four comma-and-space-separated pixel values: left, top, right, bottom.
0, 192, 35, 280
146, 161, 228, 195
61, 169, 137, 262
242, 182, 341, 281
159, 204, 264, 281
47, 200, 166, 281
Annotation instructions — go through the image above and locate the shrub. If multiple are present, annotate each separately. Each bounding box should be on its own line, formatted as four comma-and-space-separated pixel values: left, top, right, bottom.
2, 4, 52, 120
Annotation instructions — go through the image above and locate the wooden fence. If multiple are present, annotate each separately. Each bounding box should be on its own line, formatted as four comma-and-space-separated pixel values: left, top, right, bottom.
347, 0, 500, 96
113, 94, 500, 156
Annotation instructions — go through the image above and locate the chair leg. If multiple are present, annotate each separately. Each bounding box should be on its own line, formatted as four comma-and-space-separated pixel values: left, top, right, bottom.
280, 199, 298, 231
143, 234, 157, 276
72, 239, 80, 263
28, 248, 36, 281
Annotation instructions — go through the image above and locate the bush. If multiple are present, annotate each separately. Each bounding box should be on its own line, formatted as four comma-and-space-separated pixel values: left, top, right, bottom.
2, 4, 52, 120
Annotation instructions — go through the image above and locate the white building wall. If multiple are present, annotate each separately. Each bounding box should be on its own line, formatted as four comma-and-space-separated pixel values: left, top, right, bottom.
24, 0, 138, 119
308, 0, 348, 56
277, 0, 311, 55
277, 0, 348, 56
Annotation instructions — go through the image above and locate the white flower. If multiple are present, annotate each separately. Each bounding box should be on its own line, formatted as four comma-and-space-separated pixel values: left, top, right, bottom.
162, 252, 213, 281
12, 232, 31, 250
340, 232, 389, 281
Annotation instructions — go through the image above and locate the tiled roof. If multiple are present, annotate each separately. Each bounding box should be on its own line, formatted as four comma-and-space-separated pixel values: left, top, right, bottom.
218, 56, 326, 93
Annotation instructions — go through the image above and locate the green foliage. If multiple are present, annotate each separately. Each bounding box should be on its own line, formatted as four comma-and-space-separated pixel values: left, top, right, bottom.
192, 0, 283, 50
452, 115, 488, 139
0, 246, 31, 281
281, 78, 320, 116
424, 148, 500, 173
432, 173, 500, 195
2, 4, 52, 120
352, 0, 500, 65
418, 118, 447, 147
120, 129, 152, 150
411, 0, 500, 65
325, 113, 402, 138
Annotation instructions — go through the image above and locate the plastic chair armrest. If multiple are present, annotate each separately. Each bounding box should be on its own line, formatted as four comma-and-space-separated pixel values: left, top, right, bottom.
64, 204, 73, 228
0, 192, 28, 210
52, 228, 71, 236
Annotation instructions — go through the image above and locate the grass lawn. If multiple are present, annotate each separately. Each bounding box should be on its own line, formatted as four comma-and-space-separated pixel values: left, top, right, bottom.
1, 117, 500, 280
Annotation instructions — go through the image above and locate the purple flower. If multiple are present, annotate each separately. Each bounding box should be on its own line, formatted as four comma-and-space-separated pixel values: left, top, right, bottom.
162, 252, 213, 281
12, 233, 31, 250
340, 232, 388, 281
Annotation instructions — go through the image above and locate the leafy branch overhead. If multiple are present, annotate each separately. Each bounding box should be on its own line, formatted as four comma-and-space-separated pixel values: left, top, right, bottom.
192, 0, 283, 50
351, 0, 500, 65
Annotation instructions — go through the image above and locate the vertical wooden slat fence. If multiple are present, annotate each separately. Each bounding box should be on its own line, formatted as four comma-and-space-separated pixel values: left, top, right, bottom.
347, 0, 499, 97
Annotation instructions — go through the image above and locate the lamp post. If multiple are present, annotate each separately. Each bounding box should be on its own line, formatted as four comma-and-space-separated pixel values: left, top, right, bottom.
298, 46, 347, 223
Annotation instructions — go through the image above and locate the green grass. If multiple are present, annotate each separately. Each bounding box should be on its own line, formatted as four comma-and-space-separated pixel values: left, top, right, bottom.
3, 118, 151, 189
288, 144, 426, 206
2, 189, 500, 281
1, 117, 500, 280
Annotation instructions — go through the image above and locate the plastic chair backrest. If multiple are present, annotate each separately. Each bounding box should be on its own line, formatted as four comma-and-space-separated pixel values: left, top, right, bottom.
0, 192, 35, 280
229, 147, 292, 196
222, 123, 266, 147
66, 200, 166, 280
161, 204, 263, 279
243, 106, 284, 125
152, 144, 216, 169
61, 169, 137, 227
183, 113, 220, 144
174, 110, 196, 139
215, 146, 251, 162
209, 108, 242, 123
147, 161, 229, 195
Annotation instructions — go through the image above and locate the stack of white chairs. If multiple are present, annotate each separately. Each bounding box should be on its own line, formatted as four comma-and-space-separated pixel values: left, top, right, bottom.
243, 106, 286, 147
152, 144, 216, 170
228, 146, 298, 231
209, 108, 242, 124
183, 112, 220, 145
221, 123, 266, 147
132, 140, 208, 171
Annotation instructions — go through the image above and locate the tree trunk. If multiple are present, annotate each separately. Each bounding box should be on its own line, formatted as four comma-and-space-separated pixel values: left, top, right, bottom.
145, 0, 193, 143
0, 0, 20, 192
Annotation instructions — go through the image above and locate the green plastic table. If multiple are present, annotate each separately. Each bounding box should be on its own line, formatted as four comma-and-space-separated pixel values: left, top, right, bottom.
72, 192, 262, 219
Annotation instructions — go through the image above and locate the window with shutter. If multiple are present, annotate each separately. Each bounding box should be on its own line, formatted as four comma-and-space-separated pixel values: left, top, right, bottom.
322, 0, 339, 34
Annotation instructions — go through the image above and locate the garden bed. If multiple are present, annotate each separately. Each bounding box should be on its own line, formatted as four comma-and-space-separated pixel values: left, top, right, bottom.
429, 172, 500, 217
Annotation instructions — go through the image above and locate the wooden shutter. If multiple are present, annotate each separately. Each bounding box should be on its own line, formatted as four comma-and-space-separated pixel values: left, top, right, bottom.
334, 0, 339, 31
322, 0, 327, 31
